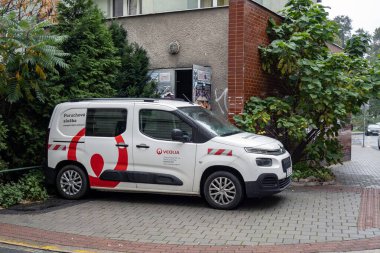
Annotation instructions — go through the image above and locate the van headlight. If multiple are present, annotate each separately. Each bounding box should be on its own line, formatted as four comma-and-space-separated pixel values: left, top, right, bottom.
256, 158, 272, 167
244, 147, 286, 155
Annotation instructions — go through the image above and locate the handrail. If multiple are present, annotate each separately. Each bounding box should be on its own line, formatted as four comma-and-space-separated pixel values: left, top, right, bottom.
0, 166, 41, 174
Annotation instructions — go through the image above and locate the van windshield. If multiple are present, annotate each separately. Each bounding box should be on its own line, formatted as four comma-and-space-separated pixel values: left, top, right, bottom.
178, 106, 242, 137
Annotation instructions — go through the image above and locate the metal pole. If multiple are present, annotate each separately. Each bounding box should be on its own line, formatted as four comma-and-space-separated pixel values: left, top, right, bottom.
0, 166, 41, 174
363, 107, 366, 148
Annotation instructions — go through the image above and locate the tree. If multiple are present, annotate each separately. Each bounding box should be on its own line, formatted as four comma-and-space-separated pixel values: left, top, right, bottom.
0, 14, 68, 104
0, 0, 58, 21
367, 98, 380, 120
368, 27, 380, 63
109, 22, 157, 97
345, 32, 371, 58
234, 0, 379, 167
52, 0, 120, 99
334, 15, 352, 47
0, 10, 68, 167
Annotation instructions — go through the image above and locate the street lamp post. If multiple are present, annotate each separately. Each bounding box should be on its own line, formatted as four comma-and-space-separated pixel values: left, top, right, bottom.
361, 103, 369, 148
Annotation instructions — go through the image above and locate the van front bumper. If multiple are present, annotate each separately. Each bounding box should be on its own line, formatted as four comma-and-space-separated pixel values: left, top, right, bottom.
245, 173, 291, 198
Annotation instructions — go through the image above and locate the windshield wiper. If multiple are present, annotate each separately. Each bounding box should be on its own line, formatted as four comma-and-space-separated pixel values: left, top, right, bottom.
221, 131, 242, 137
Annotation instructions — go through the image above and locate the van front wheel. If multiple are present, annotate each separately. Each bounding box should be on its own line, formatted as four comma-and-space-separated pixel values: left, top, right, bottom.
203, 171, 243, 210
56, 165, 88, 200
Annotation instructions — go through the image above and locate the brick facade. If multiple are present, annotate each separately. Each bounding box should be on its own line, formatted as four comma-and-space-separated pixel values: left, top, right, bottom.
227, 0, 281, 119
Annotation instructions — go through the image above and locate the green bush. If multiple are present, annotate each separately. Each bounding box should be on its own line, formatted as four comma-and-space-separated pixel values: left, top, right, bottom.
0, 183, 23, 208
19, 170, 48, 201
0, 170, 48, 208
292, 163, 335, 182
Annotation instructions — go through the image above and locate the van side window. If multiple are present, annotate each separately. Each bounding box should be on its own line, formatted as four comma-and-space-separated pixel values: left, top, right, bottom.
139, 109, 192, 141
86, 109, 127, 137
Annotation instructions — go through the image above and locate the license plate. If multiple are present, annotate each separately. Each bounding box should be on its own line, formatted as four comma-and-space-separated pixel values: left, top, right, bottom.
287, 167, 293, 176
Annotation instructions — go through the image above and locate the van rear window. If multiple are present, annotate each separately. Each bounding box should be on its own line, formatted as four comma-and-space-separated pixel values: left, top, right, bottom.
86, 108, 127, 137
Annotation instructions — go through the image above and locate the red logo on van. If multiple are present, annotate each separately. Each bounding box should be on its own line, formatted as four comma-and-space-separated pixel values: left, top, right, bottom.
156, 148, 179, 155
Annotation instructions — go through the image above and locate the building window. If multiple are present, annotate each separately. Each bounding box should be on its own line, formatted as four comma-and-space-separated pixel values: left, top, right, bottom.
113, 0, 124, 17
201, 0, 212, 8
129, 0, 139, 15
94, 0, 229, 17
138, 0, 228, 15
217, 0, 228, 6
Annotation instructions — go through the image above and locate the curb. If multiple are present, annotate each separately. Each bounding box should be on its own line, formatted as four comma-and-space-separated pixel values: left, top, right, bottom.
0, 237, 100, 253
1, 223, 380, 253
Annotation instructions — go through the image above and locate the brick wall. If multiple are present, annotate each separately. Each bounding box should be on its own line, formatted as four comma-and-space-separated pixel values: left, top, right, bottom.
227, 0, 281, 120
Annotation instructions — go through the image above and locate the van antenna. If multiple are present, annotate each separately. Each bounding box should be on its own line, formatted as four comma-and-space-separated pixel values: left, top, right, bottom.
182, 94, 194, 104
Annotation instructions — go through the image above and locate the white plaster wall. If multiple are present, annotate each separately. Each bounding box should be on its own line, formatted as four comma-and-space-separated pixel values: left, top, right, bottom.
113, 7, 229, 115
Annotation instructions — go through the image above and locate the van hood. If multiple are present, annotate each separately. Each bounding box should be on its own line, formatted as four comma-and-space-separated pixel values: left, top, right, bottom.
212, 132, 284, 150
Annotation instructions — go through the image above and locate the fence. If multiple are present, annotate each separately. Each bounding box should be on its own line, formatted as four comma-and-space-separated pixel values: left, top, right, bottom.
0, 166, 42, 174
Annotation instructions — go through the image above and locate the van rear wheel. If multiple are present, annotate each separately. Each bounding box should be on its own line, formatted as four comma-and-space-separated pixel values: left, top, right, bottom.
56, 165, 88, 200
203, 171, 243, 210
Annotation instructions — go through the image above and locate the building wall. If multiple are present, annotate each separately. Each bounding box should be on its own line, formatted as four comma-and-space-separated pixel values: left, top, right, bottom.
227, 0, 281, 119
114, 7, 230, 115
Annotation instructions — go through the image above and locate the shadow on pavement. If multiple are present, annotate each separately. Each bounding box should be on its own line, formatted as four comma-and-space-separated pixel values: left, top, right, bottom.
0, 197, 88, 215
88, 190, 286, 211
0, 187, 289, 214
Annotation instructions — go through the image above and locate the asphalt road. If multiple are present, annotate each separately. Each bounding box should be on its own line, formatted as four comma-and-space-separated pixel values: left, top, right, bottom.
0, 244, 52, 253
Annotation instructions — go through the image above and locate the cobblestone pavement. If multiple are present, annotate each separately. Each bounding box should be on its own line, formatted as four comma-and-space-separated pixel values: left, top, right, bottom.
0, 144, 379, 252
0, 188, 374, 246
332, 145, 380, 188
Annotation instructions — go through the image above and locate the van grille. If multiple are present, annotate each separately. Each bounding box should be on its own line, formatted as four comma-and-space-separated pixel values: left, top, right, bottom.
279, 177, 291, 189
261, 176, 278, 188
261, 176, 291, 189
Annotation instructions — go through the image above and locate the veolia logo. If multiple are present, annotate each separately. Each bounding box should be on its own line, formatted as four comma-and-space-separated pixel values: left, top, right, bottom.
156, 148, 179, 155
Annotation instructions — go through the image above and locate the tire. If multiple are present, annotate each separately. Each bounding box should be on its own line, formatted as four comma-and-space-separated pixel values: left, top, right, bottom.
203, 171, 244, 210
56, 165, 88, 200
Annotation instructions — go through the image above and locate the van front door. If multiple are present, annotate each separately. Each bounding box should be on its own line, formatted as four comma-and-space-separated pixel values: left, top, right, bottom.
132, 104, 197, 193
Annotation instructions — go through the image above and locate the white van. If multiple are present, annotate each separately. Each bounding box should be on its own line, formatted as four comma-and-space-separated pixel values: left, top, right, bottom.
45, 98, 292, 209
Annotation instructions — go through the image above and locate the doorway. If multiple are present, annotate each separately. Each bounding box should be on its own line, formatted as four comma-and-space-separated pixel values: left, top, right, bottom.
175, 70, 192, 101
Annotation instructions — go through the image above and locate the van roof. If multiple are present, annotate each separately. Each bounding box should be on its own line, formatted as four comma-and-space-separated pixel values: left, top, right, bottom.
62, 98, 198, 109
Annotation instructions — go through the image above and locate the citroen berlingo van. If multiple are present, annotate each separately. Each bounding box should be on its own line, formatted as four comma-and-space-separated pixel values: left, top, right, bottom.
45, 98, 292, 209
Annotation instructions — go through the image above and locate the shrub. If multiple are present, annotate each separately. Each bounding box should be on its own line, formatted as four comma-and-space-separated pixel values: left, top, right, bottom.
19, 170, 48, 201
109, 22, 157, 98
0, 183, 23, 208
292, 163, 335, 182
0, 169, 48, 208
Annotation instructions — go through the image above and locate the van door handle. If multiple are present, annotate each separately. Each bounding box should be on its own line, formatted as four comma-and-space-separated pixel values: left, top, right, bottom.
116, 143, 129, 148
136, 144, 150, 149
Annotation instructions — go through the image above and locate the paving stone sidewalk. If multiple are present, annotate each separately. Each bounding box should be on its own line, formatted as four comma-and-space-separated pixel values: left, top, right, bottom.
332, 145, 380, 188
0, 145, 379, 252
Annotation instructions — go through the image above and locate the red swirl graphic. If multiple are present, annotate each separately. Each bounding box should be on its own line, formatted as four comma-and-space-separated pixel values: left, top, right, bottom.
68, 129, 128, 188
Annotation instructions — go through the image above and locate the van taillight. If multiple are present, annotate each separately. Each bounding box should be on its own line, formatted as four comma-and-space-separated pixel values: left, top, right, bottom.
45, 128, 50, 158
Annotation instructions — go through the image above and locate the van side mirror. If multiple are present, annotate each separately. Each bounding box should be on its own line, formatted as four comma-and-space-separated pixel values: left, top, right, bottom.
171, 129, 190, 142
